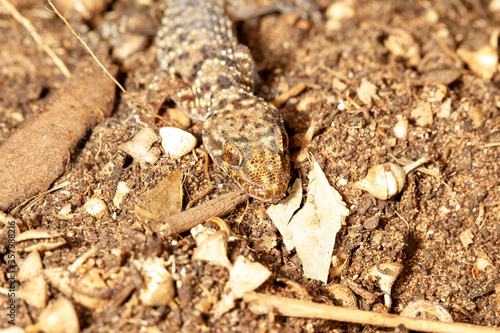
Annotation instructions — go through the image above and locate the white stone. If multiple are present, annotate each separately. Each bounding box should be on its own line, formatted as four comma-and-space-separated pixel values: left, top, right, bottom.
84, 198, 108, 218
160, 127, 197, 159
394, 115, 408, 138
113, 182, 130, 209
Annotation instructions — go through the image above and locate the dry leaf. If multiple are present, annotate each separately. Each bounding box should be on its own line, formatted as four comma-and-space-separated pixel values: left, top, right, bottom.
213, 256, 270, 318
119, 127, 160, 167
37, 297, 80, 333
437, 98, 452, 118
467, 105, 487, 128
459, 229, 474, 247
136, 169, 183, 221
192, 228, 232, 269
266, 178, 303, 251
289, 160, 349, 283
18, 250, 43, 282
18, 274, 47, 308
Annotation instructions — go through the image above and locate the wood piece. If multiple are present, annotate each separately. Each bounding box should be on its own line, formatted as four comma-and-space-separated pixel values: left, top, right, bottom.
156, 190, 249, 236
0, 56, 117, 211
244, 292, 500, 333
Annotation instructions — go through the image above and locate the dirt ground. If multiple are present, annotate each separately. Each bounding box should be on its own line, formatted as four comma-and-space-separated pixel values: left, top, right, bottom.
1, 0, 499, 332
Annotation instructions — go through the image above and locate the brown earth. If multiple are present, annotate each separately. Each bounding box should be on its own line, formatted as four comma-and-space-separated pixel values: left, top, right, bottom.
0, 0, 499, 332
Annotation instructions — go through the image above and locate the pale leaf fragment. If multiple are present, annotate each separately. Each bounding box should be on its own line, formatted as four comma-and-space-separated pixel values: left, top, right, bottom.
192, 227, 232, 269
289, 161, 349, 283
459, 229, 474, 248
437, 98, 452, 118
119, 127, 160, 167
135, 169, 183, 221
410, 102, 433, 127
457, 43, 498, 81
213, 256, 271, 318
356, 78, 379, 107
266, 178, 303, 251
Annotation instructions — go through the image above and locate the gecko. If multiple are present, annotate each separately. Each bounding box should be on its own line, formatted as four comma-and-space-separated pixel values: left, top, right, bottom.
148, 0, 291, 203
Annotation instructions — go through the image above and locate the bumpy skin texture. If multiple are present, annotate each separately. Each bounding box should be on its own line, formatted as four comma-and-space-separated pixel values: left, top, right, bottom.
151, 0, 290, 203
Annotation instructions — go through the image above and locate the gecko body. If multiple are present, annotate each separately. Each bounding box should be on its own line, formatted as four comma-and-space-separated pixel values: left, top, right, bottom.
151, 0, 290, 203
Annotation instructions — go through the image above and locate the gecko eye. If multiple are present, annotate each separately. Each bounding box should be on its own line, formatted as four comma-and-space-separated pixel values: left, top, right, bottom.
223, 141, 243, 166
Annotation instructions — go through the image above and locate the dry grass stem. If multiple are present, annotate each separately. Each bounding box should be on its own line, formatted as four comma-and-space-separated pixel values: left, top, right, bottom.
244, 292, 500, 333
47, 0, 156, 115
0, 0, 70, 77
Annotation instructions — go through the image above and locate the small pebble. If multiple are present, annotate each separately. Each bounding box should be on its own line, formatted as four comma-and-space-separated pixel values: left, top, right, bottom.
363, 215, 380, 231
325, 0, 355, 31
113, 182, 130, 209
58, 203, 72, 216
410, 102, 433, 127
160, 127, 197, 159
394, 115, 408, 138
38, 297, 79, 333
167, 108, 192, 129
84, 198, 108, 218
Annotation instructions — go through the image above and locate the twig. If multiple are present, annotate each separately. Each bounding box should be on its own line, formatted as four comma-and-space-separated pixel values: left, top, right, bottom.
342, 279, 378, 304
244, 292, 500, 333
156, 190, 249, 236
272, 82, 322, 108
0, 0, 70, 77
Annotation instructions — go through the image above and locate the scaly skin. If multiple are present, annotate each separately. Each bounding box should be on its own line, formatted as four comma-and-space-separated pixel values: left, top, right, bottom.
149, 0, 290, 203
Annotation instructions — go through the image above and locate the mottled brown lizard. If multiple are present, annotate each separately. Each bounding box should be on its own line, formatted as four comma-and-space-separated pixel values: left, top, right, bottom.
148, 0, 291, 203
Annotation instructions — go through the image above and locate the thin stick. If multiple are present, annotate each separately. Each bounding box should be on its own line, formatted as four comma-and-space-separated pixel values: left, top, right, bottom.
156, 191, 249, 236
47, 1, 124, 91
46, 0, 156, 115
244, 292, 500, 333
0, 0, 70, 77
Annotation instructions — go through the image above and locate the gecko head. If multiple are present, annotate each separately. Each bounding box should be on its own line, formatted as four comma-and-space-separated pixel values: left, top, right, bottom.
203, 95, 291, 203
